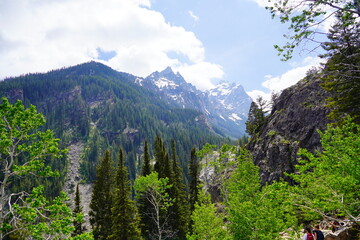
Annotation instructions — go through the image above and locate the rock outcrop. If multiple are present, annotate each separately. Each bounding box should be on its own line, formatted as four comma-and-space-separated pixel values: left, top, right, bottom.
247, 76, 332, 184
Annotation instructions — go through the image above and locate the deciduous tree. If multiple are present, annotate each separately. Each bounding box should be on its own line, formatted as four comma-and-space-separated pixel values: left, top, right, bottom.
187, 189, 230, 240
288, 117, 360, 222
267, 0, 360, 60
226, 148, 297, 239
134, 172, 174, 240
0, 98, 91, 239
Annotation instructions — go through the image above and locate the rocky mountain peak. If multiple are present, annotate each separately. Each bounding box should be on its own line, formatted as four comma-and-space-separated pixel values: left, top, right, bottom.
134, 68, 252, 139
160, 66, 175, 75
146, 66, 187, 88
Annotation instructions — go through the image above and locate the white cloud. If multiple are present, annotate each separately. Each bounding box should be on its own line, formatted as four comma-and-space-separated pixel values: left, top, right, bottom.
262, 56, 323, 92
249, 0, 271, 8
0, 0, 222, 90
246, 89, 271, 102
188, 10, 199, 22
175, 62, 223, 90
247, 56, 323, 101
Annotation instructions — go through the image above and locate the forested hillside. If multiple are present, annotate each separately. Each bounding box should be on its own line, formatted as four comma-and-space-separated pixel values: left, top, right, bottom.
0, 61, 225, 186
1, 0, 359, 239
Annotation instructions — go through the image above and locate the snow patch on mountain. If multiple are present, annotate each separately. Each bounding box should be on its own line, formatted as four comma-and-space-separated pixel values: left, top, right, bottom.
155, 77, 179, 89
229, 113, 242, 121
135, 77, 143, 86
134, 66, 252, 138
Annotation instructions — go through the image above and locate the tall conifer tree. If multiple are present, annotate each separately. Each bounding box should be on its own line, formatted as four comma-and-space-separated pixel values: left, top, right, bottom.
72, 183, 85, 237
139, 140, 155, 239
189, 147, 199, 213
321, 13, 360, 123
89, 149, 114, 240
142, 140, 151, 176
169, 139, 190, 239
154, 135, 168, 179
110, 148, 141, 240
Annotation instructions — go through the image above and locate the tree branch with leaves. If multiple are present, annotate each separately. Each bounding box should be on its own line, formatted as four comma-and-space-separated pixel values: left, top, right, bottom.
267, 0, 360, 60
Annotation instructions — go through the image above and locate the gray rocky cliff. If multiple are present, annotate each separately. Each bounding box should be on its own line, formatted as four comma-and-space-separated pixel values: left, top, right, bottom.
247, 76, 332, 184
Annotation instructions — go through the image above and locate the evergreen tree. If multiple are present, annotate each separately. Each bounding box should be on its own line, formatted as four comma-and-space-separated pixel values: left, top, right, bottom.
321, 13, 360, 123
168, 139, 190, 239
138, 140, 155, 239
72, 183, 85, 237
154, 135, 167, 179
89, 150, 114, 240
163, 152, 172, 181
141, 140, 151, 176
189, 147, 199, 213
110, 148, 141, 240
245, 96, 268, 136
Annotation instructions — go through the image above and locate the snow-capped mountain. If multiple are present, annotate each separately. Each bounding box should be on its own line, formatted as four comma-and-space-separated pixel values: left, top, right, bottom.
135, 67, 252, 139
205, 82, 252, 139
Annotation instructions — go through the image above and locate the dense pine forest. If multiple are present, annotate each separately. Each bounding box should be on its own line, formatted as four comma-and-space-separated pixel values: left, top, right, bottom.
1, 0, 360, 239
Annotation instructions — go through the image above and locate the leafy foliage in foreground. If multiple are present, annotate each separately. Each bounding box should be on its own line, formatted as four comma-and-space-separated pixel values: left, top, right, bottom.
288, 117, 360, 222
188, 117, 359, 239
267, 0, 360, 60
226, 149, 297, 240
134, 172, 174, 240
0, 98, 91, 239
187, 189, 231, 240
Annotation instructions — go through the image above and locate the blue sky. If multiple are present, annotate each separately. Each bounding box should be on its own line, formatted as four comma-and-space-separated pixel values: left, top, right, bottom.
149, 0, 323, 98
0, 0, 323, 100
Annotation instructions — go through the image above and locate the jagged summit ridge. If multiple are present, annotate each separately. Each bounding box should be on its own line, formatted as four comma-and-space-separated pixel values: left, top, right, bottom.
135, 67, 252, 138
146, 67, 187, 87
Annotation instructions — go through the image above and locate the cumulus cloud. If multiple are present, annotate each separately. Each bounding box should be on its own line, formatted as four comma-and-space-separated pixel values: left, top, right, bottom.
0, 0, 222, 90
175, 62, 223, 90
247, 56, 323, 102
246, 89, 271, 103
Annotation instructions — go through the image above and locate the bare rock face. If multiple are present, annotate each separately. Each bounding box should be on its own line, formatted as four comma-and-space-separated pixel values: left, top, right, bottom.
64, 142, 92, 230
199, 151, 221, 202
247, 76, 332, 184
64, 142, 84, 201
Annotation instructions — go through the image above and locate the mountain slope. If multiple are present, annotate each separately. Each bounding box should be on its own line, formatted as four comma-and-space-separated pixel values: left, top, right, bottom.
0, 61, 225, 185
135, 67, 252, 139
205, 82, 251, 139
